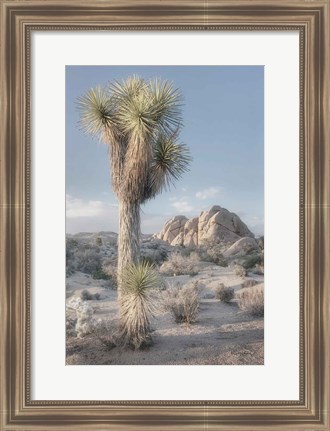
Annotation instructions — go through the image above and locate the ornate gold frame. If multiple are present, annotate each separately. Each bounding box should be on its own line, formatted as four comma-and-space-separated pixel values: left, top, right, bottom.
0, 0, 329, 429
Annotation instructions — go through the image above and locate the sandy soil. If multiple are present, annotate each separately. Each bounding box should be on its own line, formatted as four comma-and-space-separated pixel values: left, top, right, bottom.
66, 264, 264, 365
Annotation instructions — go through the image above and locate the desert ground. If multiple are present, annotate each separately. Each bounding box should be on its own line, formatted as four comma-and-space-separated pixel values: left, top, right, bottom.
66, 227, 264, 366
66, 205, 264, 365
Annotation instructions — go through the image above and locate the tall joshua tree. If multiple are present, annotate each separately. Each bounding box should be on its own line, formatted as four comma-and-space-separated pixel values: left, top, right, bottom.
78, 76, 191, 295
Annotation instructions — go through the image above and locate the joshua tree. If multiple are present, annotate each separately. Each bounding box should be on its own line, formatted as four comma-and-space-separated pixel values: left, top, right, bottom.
78, 76, 191, 295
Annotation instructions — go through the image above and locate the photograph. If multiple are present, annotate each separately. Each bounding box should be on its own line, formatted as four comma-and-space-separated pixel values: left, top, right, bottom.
1, 0, 329, 428
65, 65, 265, 365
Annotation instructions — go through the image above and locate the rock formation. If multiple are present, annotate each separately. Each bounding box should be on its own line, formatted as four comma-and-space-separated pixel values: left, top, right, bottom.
156, 205, 254, 247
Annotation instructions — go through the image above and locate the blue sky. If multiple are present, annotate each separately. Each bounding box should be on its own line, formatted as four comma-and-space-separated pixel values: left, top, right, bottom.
66, 66, 264, 235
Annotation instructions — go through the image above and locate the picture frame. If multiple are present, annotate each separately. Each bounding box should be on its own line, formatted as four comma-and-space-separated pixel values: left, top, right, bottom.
0, 0, 329, 429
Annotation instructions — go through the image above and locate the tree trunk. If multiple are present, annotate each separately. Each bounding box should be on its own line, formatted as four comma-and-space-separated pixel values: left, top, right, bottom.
117, 199, 141, 298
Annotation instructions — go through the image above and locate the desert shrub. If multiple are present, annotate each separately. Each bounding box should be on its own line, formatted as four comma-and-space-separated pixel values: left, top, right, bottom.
215, 283, 234, 303
191, 250, 203, 261
251, 263, 264, 275
75, 302, 95, 337
140, 248, 168, 266
159, 253, 199, 276
92, 268, 111, 280
236, 285, 264, 317
66, 237, 78, 249
194, 247, 211, 262
193, 240, 227, 266
95, 236, 103, 246
102, 259, 118, 289
242, 279, 258, 288
163, 283, 199, 324
175, 245, 196, 258
66, 317, 77, 337
75, 246, 102, 275
215, 257, 228, 267
120, 261, 161, 350
257, 236, 264, 250
234, 264, 247, 278
66, 259, 76, 277
205, 245, 228, 267
66, 354, 80, 365
81, 289, 93, 300
80, 289, 101, 301
66, 297, 96, 338
66, 238, 78, 276
107, 235, 119, 247
67, 296, 118, 346
140, 253, 157, 266
242, 252, 263, 270
90, 318, 118, 350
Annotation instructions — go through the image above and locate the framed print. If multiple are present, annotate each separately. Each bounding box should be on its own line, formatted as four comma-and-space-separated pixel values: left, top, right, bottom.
0, 0, 329, 430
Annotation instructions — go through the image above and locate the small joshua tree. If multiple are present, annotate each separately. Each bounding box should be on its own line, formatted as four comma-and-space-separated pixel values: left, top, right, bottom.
120, 261, 161, 349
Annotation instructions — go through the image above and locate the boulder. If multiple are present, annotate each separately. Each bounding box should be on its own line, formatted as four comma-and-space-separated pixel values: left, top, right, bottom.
198, 207, 253, 245
156, 215, 188, 245
223, 237, 259, 257
198, 205, 222, 233
171, 231, 184, 246
183, 217, 199, 247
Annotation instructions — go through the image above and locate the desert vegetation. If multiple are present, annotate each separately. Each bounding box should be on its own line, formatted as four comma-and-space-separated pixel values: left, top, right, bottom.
159, 253, 199, 276
162, 282, 200, 324
236, 284, 264, 317
215, 283, 234, 303
66, 225, 264, 365
120, 261, 161, 349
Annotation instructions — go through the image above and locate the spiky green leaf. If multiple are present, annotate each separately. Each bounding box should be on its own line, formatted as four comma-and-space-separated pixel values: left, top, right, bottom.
77, 86, 116, 139
147, 133, 192, 197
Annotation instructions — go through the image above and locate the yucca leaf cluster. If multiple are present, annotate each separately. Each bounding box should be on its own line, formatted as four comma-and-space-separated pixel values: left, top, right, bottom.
77, 76, 191, 204
120, 261, 161, 349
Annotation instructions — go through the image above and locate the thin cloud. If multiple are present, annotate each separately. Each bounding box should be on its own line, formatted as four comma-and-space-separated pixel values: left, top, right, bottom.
66, 195, 169, 234
195, 187, 221, 200
66, 195, 119, 233
66, 194, 118, 219
170, 199, 194, 214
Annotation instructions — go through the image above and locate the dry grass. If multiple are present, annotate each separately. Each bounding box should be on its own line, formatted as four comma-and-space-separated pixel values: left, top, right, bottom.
163, 282, 199, 324
251, 263, 264, 275
233, 264, 247, 278
159, 253, 199, 276
102, 259, 118, 289
90, 319, 118, 350
242, 279, 257, 288
81, 289, 101, 301
66, 317, 77, 338
215, 284, 234, 303
236, 285, 264, 317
